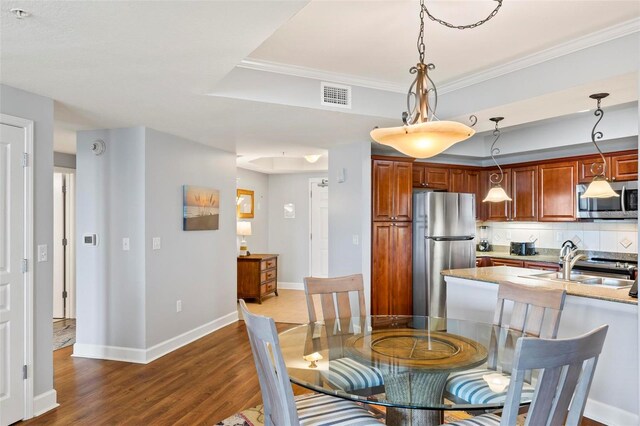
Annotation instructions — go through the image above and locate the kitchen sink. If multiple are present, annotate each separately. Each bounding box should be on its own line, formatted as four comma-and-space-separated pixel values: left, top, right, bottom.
525, 272, 633, 288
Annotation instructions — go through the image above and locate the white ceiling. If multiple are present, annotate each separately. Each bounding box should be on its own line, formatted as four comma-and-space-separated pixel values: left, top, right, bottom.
0, 0, 638, 168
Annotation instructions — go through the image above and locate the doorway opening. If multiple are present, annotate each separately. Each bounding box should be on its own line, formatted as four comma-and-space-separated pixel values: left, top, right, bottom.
53, 169, 76, 351
309, 178, 329, 278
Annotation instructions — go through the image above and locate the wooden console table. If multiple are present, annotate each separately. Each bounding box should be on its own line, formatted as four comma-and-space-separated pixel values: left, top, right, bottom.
237, 254, 278, 304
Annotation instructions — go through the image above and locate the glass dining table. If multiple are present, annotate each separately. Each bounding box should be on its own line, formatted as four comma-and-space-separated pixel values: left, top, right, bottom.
278, 315, 533, 426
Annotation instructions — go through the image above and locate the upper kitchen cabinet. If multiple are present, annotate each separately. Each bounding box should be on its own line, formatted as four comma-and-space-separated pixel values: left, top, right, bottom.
373, 157, 413, 221
450, 168, 482, 219
413, 163, 449, 190
578, 155, 610, 183
484, 168, 512, 221
511, 165, 538, 221
538, 160, 578, 221
610, 152, 638, 182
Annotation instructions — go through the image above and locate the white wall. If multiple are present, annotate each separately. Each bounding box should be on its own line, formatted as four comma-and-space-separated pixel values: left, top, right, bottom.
328, 141, 372, 310
76, 128, 147, 349
236, 168, 269, 253
144, 128, 237, 347
267, 172, 327, 284
0, 84, 54, 397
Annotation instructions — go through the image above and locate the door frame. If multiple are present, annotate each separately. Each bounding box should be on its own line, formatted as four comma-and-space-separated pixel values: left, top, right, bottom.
308, 177, 328, 277
53, 168, 76, 319
1, 113, 35, 420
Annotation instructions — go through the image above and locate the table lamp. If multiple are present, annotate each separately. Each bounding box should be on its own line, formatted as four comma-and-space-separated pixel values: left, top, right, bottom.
237, 221, 252, 256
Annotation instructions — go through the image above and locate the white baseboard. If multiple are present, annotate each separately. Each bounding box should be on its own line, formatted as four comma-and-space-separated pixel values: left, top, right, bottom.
585, 398, 638, 425
33, 389, 59, 417
73, 311, 239, 364
278, 281, 304, 290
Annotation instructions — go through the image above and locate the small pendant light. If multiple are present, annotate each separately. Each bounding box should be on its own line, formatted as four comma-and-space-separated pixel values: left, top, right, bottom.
483, 117, 512, 203
580, 93, 619, 199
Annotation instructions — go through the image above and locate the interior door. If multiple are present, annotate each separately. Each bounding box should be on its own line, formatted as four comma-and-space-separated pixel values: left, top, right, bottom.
53, 173, 65, 318
0, 123, 26, 425
310, 179, 329, 278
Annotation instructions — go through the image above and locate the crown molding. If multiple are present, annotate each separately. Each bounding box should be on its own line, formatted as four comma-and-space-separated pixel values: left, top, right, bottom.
438, 18, 640, 94
237, 58, 406, 93
239, 18, 640, 96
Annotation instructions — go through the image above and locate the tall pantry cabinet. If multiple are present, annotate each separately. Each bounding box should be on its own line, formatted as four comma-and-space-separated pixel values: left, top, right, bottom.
371, 157, 413, 315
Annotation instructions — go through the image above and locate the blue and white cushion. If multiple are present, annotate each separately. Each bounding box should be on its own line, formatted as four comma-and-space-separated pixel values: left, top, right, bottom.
445, 369, 535, 404
443, 413, 501, 426
295, 393, 382, 426
321, 358, 384, 392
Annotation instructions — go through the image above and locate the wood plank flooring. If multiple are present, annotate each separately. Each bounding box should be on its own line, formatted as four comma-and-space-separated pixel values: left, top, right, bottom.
22, 319, 605, 426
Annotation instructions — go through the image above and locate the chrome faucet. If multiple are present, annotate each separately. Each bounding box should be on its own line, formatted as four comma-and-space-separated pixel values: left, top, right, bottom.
561, 247, 587, 280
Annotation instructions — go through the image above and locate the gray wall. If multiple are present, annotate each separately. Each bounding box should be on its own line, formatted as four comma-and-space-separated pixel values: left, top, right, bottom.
144, 128, 236, 347
267, 172, 327, 284
76, 128, 147, 349
0, 84, 54, 396
236, 168, 269, 253
53, 151, 76, 169
328, 141, 372, 310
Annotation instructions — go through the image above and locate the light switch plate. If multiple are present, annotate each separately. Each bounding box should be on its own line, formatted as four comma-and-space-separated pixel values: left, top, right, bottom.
122, 238, 130, 251
37, 244, 47, 262
153, 237, 161, 250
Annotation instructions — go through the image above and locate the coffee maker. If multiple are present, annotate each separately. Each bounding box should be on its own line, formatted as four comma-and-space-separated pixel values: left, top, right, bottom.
477, 225, 491, 252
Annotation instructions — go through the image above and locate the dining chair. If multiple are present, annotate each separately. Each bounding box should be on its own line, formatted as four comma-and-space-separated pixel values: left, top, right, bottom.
239, 299, 382, 426
445, 281, 566, 405
442, 324, 608, 426
303, 274, 384, 392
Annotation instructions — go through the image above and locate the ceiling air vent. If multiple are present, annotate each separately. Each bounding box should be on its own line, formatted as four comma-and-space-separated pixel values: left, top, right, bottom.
321, 82, 351, 109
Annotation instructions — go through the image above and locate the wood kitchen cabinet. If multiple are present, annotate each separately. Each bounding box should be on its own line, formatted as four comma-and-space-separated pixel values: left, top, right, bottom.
538, 161, 578, 222
449, 168, 482, 219
511, 165, 538, 221
578, 155, 610, 183
372, 222, 412, 315
237, 254, 278, 304
610, 152, 638, 182
490, 258, 524, 268
412, 163, 449, 190
373, 158, 413, 221
484, 168, 512, 221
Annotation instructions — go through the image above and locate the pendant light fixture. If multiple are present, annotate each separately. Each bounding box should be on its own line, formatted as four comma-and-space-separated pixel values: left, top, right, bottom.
580, 93, 619, 199
483, 117, 512, 203
370, 0, 503, 158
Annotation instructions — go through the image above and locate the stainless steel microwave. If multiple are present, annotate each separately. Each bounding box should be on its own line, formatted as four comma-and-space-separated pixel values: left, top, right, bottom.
576, 181, 638, 219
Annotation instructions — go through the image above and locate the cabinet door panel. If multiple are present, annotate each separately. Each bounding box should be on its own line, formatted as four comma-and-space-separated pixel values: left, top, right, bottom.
484, 168, 512, 221
372, 160, 394, 221
491, 258, 524, 267
372, 223, 393, 315
578, 156, 610, 183
512, 165, 537, 221
391, 223, 412, 315
538, 161, 577, 222
425, 167, 449, 190
449, 169, 465, 193
413, 164, 426, 188
465, 170, 481, 220
611, 153, 638, 182
394, 162, 413, 221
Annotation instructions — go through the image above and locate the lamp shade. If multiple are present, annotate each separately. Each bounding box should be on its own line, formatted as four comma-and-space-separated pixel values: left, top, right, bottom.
370, 121, 475, 159
237, 221, 252, 236
580, 177, 619, 199
304, 154, 321, 163
483, 185, 512, 203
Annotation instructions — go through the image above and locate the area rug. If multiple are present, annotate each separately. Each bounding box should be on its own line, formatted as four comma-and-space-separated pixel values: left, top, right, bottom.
53, 319, 76, 351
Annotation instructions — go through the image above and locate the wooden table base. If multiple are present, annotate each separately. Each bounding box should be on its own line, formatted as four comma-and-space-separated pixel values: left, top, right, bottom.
382, 370, 449, 426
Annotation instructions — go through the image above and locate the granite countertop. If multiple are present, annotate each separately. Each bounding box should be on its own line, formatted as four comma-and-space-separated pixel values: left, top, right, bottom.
476, 250, 560, 263
442, 266, 637, 305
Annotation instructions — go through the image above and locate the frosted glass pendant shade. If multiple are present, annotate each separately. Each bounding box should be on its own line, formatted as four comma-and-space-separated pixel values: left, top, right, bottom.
370, 121, 475, 159
580, 177, 619, 199
483, 185, 512, 203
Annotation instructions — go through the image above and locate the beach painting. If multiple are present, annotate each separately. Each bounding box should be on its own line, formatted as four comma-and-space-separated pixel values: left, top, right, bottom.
183, 185, 220, 231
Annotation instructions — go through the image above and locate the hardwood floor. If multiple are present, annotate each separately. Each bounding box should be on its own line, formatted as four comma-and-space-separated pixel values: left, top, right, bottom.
22, 319, 606, 426
23, 321, 296, 425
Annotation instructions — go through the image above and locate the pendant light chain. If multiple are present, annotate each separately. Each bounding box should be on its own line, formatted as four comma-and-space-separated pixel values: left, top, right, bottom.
423, 0, 503, 30
590, 95, 607, 178
418, 0, 426, 64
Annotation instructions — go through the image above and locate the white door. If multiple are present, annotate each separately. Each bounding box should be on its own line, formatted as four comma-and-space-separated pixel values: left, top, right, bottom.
53, 173, 64, 318
0, 123, 26, 425
310, 179, 329, 277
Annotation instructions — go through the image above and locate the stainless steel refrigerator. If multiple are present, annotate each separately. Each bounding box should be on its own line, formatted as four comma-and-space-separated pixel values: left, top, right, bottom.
413, 191, 476, 318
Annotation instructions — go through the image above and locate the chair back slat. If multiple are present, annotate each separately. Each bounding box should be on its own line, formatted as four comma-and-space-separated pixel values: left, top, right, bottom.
499, 325, 608, 426
239, 300, 299, 426
304, 274, 366, 323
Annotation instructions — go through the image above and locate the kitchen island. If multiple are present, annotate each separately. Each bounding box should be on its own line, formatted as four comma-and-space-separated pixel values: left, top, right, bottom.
443, 266, 638, 425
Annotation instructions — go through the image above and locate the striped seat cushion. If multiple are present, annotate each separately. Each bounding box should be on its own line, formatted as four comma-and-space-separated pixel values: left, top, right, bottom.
321, 358, 384, 391
296, 393, 382, 426
444, 413, 501, 426
446, 368, 535, 404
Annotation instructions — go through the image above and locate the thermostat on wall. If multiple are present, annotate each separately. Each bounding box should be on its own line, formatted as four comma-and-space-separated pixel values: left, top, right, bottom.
83, 234, 98, 246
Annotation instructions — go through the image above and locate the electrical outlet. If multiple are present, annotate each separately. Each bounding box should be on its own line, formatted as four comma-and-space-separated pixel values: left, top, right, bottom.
153, 237, 161, 250
352, 235, 359, 245
122, 238, 130, 251
505, 231, 512, 241
37, 245, 47, 262
176, 300, 182, 313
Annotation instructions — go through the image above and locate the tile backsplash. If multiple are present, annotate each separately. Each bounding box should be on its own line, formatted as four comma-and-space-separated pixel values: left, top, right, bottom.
477, 221, 638, 254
